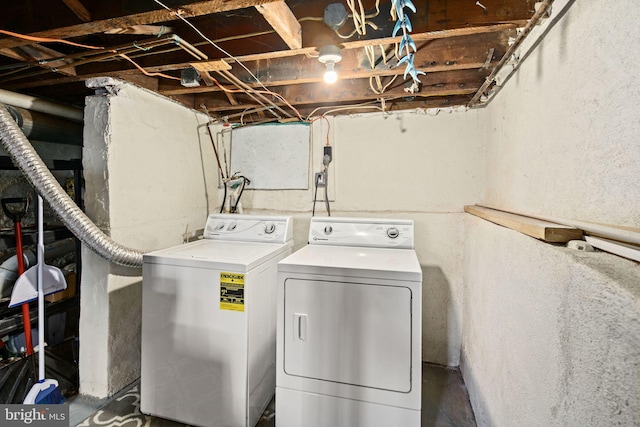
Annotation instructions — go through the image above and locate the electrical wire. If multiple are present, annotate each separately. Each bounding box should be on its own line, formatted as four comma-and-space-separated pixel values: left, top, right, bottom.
220, 182, 227, 213
0, 30, 186, 83
123, 30, 276, 61
323, 166, 331, 216
151, 0, 304, 122
152, 0, 269, 93
311, 172, 321, 217
230, 175, 250, 213
310, 116, 332, 146
118, 53, 181, 80
0, 29, 108, 50
306, 98, 386, 119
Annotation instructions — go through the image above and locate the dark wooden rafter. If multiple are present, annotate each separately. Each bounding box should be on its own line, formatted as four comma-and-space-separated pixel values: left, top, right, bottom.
0, 0, 281, 50
4, 23, 514, 90
195, 68, 488, 110
156, 27, 513, 94
255, 1, 302, 50
62, 0, 92, 22
0, 0, 537, 122
0, 45, 77, 76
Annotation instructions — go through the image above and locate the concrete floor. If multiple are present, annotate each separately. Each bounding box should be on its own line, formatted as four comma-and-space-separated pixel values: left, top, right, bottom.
70, 363, 476, 427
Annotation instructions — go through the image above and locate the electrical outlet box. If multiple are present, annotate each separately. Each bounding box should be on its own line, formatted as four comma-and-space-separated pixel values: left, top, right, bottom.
315, 172, 326, 187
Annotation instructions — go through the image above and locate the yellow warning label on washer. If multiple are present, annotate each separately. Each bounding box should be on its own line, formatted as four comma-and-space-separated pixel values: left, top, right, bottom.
220, 272, 245, 312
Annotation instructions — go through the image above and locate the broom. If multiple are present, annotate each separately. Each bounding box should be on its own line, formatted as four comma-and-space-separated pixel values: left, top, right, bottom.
22, 195, 65, 404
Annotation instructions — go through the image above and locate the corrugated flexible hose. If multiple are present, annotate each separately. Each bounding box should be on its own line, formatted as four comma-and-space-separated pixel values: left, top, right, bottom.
0, 104, 144, 268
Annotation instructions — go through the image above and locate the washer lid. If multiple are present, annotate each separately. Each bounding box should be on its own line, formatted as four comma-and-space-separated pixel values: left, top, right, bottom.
144, 239, 293, 271
278, 244, 421, 281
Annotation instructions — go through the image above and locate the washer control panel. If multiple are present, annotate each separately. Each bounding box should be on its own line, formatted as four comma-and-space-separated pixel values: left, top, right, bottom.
309, 217, 414, 249
203, 214, 292, 243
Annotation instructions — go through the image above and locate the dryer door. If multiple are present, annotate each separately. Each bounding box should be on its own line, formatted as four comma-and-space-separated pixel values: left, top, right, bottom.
283, 278, 413, 392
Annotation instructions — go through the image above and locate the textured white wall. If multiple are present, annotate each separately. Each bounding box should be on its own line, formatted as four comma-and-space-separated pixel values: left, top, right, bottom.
243, 109, 487, 366
484, 0, 640, 227
80, 80, 215, 397
462, 1, 640, 425
463, 217, 639, 427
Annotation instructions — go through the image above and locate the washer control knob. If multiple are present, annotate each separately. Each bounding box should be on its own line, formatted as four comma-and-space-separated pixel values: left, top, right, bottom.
214, 223, 225, 231
228, 223, 237, 231
264, 223, 276, 234
324, 225, 333, 235
387, 227, 400, 239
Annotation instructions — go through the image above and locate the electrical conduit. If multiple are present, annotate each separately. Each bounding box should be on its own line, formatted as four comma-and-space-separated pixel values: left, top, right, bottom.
0, 105, 144, 268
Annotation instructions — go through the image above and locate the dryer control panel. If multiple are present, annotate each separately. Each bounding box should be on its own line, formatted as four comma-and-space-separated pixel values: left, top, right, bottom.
308, 217, 414, 249
204, 214, 293, 243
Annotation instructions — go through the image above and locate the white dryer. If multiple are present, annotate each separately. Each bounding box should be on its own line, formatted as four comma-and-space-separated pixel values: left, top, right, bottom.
141, 214, 293, 427
276, 217, 422, 427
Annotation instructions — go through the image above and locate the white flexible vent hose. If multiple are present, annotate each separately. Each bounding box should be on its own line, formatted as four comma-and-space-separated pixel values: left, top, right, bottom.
0, 104, 144, 268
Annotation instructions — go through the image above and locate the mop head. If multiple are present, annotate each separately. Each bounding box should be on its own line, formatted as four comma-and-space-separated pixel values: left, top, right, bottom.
23, 379, 65, 404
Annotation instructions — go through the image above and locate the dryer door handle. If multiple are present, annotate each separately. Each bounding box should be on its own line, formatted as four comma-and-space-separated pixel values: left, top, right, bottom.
294, 313, 307, 341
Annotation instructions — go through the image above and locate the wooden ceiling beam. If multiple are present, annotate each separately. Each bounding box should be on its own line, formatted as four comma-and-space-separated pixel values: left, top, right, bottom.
194, 68, 487, 111
255, 1, 302, 50
158, 30, 510, 94
0, 0, 281, 50
0, 44, 77, 76
5, 24, 514, 93
3, 23, 515, 91
62, 0, 92, 22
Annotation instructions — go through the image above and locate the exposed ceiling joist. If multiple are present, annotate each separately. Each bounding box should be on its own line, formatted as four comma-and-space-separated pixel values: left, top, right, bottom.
0, 44, 77, 76
0, 0, 540, 122
255, 1, 302, 50
62, 0, 92, 22
0, 0, 280, 50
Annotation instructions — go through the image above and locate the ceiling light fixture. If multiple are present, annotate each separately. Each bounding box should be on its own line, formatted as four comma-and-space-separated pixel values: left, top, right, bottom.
318, 45, 342, 84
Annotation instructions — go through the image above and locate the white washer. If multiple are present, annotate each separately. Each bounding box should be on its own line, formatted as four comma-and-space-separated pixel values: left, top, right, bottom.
276, 217, 422, 427
141, 214, 293, 427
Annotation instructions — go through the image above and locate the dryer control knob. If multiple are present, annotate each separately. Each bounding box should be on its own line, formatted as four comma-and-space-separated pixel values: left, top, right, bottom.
227, 223, 237, 230
214, 223, 225, 231
387, 227, 400, 239
265, 223, 276, 234
324, 225, 333, 235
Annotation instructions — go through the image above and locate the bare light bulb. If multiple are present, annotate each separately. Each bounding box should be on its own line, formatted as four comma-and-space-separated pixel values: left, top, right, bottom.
324, 62, 338, 84
318, 45, 342, 85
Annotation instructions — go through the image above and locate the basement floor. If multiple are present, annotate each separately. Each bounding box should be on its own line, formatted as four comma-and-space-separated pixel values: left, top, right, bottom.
69, 362, 476, 426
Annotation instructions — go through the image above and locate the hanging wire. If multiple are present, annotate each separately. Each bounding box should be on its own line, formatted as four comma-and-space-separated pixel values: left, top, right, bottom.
152, 0, 304, 122
0, 30, 188, 83
152, 0, 270, 93
118, 53, 181, 80
0, 29, 108, 50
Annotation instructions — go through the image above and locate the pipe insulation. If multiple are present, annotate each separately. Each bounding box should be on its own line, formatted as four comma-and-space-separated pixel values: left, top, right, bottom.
0, 88, 83, 122
6, 105, 83, 146
0, 105, 144, 267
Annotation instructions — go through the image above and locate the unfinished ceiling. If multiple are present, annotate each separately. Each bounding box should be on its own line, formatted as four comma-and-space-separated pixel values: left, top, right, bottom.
0, 0, 545, 124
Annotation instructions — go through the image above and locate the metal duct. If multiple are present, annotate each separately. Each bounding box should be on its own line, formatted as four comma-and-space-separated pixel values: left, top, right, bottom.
6, 105, 83, 146
0, 104, 144, 268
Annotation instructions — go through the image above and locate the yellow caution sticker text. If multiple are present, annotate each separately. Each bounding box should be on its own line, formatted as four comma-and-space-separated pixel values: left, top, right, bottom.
220, 272, 245, 312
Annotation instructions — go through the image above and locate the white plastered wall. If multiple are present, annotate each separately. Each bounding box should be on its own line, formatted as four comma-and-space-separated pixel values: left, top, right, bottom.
461, 1, 640, 425
240, 110, 488, 366
80, 79, 215, 397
